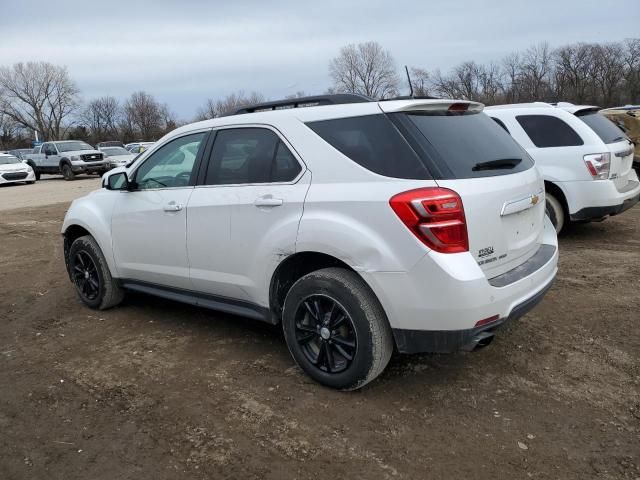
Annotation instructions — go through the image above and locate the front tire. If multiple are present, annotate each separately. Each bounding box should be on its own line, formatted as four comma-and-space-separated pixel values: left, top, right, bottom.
61, 163, 75, 181
545, 192, 565, 234
282, 267, 393, 390
68, 235, 124, 310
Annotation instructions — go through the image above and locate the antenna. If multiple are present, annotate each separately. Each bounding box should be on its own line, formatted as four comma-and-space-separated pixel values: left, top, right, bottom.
405, 65, 414, 98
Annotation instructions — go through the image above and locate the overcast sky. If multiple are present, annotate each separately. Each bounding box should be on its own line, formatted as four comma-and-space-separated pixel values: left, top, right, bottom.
2, 0, 638, 119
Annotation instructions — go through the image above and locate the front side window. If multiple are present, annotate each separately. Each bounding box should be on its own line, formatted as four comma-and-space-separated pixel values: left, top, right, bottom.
516, 115, 584, 148
204, 128, 301, 185
134, 132, 206, 190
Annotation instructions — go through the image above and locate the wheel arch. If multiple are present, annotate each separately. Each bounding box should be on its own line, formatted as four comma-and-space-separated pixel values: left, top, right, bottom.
544, 180, 569, 216
269, 251, 388, 325
62, 215, 116, 280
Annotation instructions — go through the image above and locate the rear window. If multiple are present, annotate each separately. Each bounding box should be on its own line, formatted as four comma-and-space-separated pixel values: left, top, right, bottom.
306, 114, 431, 179
516, 115, 583, 148
576, 111, 627, 144
393, 111, 534, 179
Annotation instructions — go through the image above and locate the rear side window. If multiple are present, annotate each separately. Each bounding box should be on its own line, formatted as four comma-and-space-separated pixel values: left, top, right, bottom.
516, 115, 584, 148
306, 115, 431, 179
392, 111, 533, 179
205, 128, 301, 185
576, 111, 627, 144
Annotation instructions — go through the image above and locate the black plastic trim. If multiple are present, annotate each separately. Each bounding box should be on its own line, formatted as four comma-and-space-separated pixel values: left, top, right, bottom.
392, 278, 555, 354
228, 94, 373, 116
488, 244, 556, 288
570, 192, 639, 221
119, 279, 275, 324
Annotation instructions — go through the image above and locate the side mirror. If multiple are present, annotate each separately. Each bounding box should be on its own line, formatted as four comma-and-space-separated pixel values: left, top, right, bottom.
106, 171, 131, 191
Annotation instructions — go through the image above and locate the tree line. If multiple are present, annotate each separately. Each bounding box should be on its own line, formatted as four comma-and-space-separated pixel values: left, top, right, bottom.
1, 38, 638, 150
330, 39, 640, 107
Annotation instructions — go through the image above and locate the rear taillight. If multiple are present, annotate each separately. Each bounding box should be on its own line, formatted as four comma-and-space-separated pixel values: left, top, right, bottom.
584, 153, 610, 180
389, 187, 469, 253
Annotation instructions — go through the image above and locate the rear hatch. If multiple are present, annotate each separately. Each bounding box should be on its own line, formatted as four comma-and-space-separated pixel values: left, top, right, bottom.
574, 109, 637, 189
384, 101, 546, 279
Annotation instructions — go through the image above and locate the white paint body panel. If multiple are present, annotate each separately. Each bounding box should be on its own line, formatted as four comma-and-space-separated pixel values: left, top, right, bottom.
65, 99, 559, 334
487, 104, 640, 216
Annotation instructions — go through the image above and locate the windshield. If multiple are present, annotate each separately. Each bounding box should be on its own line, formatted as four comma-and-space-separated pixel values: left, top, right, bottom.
0, 155, 21, 165
56, 141, 94, 152
392, 111, 534, 179
102, 147, 130, 156
576, 111, 627, 144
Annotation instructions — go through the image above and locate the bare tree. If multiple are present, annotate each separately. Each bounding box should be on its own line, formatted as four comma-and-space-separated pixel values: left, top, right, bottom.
518, 43, 553, 101
502, 52, 522, 103
0, 62, 79, 140
592, 43, 625, 105
195, 91, 264, 120
623, 38, 640, 103
0, 110, 18, 149
81, 96, 121, 142
553, 43, 595, 103
409, 67, 431, 96
329, 41, 399, 99
122, 91, 168, 140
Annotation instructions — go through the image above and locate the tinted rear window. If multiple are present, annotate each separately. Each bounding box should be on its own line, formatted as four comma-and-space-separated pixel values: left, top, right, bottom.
393, 111, 533, 179
576, 111, 626, 144
516, 115, 583, 148
306, 114, 431, 179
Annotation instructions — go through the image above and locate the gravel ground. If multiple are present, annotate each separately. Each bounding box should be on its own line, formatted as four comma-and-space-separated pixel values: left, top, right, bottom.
0, 185, 638, 479
0, 175, 101, 211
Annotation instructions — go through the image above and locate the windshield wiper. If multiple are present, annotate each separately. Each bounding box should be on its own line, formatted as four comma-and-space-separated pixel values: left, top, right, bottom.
472, 158, 522, 171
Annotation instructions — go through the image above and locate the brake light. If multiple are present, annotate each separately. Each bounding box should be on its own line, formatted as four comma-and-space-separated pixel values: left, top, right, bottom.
583, 153, 610, 180
389, 187, 469, 253
448, 103, 469, 112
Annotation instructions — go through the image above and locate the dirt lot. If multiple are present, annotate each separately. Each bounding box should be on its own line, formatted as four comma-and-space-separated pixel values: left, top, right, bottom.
0, 182, 638, 479
0, 175, 101, 211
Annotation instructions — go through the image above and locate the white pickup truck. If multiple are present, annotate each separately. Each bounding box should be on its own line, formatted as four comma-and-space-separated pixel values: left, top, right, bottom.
25, 140, 110, 180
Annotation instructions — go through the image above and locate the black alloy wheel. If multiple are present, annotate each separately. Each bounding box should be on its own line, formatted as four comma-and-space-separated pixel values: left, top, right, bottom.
71, 250, 101, 301
294, 294, 357, 374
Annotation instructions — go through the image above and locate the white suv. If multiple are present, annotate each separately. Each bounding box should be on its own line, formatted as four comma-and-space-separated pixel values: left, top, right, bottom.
486, 102, 640, 233
62, 95, 558, 390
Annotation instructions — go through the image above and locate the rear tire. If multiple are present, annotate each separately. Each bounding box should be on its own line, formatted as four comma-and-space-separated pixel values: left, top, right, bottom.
282, 267, 393, 390
68, 235, 124, 310
61, 163, 75, 181
545, 192, 565, 234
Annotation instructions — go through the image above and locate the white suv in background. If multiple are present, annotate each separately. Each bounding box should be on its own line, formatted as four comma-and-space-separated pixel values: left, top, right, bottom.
62, 95, 558, 390
486, 102, 640, 233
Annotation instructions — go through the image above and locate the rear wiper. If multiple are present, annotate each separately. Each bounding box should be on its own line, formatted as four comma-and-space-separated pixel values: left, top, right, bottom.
472, 158, 522, 171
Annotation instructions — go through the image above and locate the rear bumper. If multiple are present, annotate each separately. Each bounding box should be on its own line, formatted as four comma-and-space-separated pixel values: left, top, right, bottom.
558, 175, 640, 220
360, 216, 558, 349
571, 192, 639, 221
393, 278, 554, 354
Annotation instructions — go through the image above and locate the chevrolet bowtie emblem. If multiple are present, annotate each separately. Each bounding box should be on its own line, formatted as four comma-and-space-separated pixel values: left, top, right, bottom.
531, 194, 540, 206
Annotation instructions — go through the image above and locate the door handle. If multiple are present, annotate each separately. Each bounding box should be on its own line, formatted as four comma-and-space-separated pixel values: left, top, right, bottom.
254, 196, 283, 207
163, 203, 183, 212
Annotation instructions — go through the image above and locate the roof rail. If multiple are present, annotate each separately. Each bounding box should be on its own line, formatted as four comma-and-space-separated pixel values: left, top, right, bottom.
228, 93, 373, 116
380, 95, 440, 101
